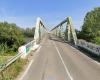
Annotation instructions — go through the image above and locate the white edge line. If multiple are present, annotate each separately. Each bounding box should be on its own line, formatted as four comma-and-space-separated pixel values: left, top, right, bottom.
19, 46, 41, 80
19, 59, 33, 80
52, 41, 73, 80
70, 45, 100, 66
35, 46, 42, 53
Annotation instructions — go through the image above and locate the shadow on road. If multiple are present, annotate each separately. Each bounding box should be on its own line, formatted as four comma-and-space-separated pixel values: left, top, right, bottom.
49, 35, 67, 43
76, 46, 100, 62
49, 34, 100, 63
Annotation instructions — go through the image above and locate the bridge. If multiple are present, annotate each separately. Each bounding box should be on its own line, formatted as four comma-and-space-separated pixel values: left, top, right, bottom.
0, 17, 100, 80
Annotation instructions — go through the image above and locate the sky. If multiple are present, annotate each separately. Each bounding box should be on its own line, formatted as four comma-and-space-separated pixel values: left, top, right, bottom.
0, 0, 100, 30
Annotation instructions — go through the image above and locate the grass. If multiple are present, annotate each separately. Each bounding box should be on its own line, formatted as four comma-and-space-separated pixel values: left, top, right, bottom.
0, 56, 13, 64
94, 37, 100, 45
0, 58, 27, 80
0, 42, 28, 80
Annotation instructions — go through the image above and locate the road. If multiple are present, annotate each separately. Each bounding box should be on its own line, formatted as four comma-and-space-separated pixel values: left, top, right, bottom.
21, 34, 100, 80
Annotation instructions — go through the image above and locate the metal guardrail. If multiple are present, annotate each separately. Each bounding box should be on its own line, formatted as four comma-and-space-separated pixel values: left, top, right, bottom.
0, 52, 23, 72
25, 40, 35, 54
0, 40, 35, 72
77, 39, 100, 56
0, 17, 47, 79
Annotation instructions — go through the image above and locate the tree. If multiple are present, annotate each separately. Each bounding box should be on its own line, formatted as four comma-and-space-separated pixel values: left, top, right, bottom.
0, 22, 25, 53
79, 7, 100, 45
24, 27, 35, 37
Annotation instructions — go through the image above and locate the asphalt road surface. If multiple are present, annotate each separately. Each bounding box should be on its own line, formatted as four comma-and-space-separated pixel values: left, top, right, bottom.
21, 34, 100, 80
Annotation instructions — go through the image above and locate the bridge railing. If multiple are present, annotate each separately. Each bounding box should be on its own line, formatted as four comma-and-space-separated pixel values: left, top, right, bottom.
19, 40, 36, 58
0, 40, 36, 70
0, 37, 36, 80
77, 39, 100, 56
0, 52, 22, 71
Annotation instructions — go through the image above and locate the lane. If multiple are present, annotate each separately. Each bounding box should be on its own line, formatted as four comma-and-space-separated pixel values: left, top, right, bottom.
21, 34, 100, 80
51, 35, 100, 80
52, 41, 73, 80
21, 35, 70, 80
42, 39, 70, 80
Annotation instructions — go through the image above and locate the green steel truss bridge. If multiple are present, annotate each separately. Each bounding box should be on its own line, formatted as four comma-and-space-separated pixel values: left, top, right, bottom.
0, 17, 100, 80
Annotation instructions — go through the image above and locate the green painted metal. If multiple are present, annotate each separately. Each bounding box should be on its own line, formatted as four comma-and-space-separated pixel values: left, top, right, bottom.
67, 17, 77, 45
51, 17, 77, 45
34, 17, 47, 44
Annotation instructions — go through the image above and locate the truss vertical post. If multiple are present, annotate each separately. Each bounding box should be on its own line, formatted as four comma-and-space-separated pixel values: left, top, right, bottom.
39, 23, 41, 43
56, 28, 57, 36
57, 28, 59, 37
58, 26, 61, 37
67, 17, 77, 45
60, 24, 63, 38
67, 22, 71, 42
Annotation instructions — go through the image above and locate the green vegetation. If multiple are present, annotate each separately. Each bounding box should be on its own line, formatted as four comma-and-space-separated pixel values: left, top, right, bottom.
23, 28, 35, 43
0, 59, 27, 80
23, 27, 35, 38
0, 22, 34, 79
77, 7, 100, 45
0, 22, 25, 55
0, 22, 35, 56
0, 56, 13, 66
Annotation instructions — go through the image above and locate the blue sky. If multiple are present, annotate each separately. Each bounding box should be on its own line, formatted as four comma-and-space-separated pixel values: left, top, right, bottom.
0, 0, 100, 30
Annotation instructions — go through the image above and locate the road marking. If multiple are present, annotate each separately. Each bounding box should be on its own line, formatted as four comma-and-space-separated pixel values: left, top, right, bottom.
19, 59, 34, 80
94, 61, 100, 65
19, 46, 41, 80
70, 45, 100, 66
70, 46, 76, 50
52, 41, 73, 80
33, 46, 42, 59
35, 46, 42, 54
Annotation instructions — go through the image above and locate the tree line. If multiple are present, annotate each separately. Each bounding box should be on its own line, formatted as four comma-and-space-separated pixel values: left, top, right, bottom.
0, 22, 35, 55
76, 7, 100, 45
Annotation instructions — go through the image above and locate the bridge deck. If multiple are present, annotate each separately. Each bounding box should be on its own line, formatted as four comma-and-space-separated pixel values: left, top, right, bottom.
22, 34, 100, 80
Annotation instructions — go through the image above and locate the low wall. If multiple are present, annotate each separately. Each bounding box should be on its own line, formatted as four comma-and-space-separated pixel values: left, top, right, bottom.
77, 39, 100, 56
18, 40, 39, 58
